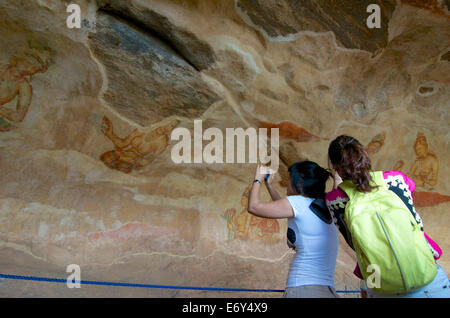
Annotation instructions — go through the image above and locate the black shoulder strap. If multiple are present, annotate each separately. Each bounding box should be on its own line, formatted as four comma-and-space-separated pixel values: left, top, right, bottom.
309, 198, 333, 224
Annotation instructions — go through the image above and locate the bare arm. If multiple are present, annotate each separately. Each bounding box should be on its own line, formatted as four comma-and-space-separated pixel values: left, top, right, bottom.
429, 157, 438, 186
0, 81, 32, 122
111, 129, 140, 150
248, 165, 294, 219
408, 160, 418, 177
265, 173, 282, 201
102, 116, 140, 149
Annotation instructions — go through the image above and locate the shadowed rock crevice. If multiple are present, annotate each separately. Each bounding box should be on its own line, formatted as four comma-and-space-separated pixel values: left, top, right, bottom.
96, 8, 201, 72
88, 10, 220, 127
96, 0, 216, 71
441, 50, 450, 61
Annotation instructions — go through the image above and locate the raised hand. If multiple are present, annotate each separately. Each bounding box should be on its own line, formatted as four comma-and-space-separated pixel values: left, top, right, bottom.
264, 171, 275, 185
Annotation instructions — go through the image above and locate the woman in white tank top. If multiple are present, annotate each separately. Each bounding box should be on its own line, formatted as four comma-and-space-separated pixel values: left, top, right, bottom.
248, 161, 339, 298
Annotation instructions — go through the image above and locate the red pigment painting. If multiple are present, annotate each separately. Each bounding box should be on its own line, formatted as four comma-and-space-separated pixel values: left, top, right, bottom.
413, 191, 450, 208
259, 121, 326, 142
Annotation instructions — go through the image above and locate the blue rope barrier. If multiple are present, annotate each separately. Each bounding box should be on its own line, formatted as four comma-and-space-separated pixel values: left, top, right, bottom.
0, 273, 360, 293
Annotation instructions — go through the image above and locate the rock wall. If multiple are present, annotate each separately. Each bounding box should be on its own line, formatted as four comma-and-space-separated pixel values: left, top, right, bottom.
0, 0, 449, 297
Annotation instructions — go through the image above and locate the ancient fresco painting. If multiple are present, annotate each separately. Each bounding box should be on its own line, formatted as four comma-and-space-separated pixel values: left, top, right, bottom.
0, 41, 51, 132
222, 185, 281, 242
258, 121, 326, 189
408, 132, 439, 188
393, 132, 439, 189
88, 222, 178, 247
393, 132, 449, 208
412, 191, 450, 208
365, 132, 386, 161
100, 116, 178, 173
259, 121, 326, 142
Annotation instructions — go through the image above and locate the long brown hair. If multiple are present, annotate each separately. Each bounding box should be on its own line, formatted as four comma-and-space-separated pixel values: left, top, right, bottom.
328, 135, 376, 193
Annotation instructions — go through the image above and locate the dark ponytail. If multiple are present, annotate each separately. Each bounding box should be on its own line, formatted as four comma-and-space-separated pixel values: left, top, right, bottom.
328, 135, 376, 193
288, 161, 333, 224
288, 161, 331, 199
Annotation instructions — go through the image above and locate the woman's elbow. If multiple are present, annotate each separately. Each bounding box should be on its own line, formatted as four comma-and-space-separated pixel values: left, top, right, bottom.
247, 203, 258, 215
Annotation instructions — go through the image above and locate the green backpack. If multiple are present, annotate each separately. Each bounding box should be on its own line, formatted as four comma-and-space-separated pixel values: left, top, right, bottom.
339, 171, 437, 294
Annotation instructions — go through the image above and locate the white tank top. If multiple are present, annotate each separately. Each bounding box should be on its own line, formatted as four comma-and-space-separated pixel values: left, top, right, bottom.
286, 195, 338, 288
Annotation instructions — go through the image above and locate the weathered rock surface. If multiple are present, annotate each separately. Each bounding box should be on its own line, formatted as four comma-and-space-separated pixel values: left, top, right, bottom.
89, 10, 219, 126
0, 0, 448, 297
235, 0, 397, 52
96, 0, 217, 71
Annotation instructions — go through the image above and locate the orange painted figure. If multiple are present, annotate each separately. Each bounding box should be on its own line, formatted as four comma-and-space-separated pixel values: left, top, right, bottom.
100, 116, 178, 173
0, 49, 50, 131
365, 132, 386, 159
392, 132, 447, 208
223, 186, 280, 241
408, 132, 438, 187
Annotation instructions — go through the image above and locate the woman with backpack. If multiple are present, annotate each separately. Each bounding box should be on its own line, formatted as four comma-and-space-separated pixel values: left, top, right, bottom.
326, 135, 450, 298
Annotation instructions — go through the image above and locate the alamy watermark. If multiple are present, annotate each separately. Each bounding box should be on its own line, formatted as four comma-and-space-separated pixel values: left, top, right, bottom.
366, 264, 381, 289
170, 120, 279, 173
366, 4, 381, 29
66, 3, 382, 30
66, 4, 81, 29
66, 264, 81, 288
